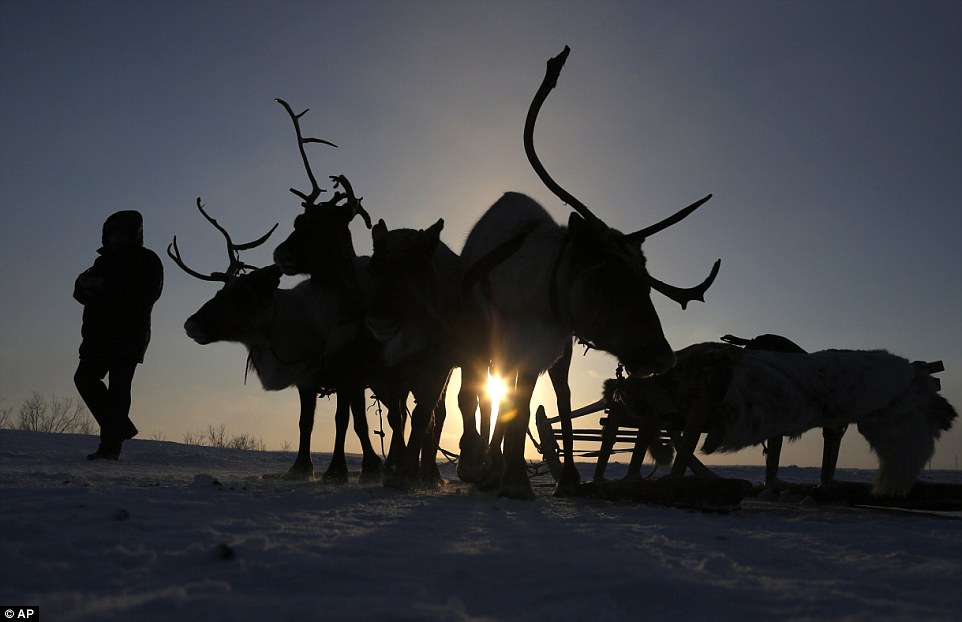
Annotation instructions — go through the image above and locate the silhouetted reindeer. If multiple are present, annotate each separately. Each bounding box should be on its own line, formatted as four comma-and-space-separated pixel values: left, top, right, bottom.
456, 46, 721, 499
270, 99, 417, 474
168, 199, 384, 482
721, 333, 849, 487
365, 218, 463, 489
605, 342, 956, 496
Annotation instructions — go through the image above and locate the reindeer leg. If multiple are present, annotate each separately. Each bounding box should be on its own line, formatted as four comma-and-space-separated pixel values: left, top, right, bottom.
549, 338, 580, 491
498, 370, 538, 500
477, 409, 507, 492
457, 363, 487, 483
764, 436, 785, 488
421, 379, 450, 487
284, 386, 317, 480
385, 366, 446, 491
625, 411, 662, 479
670, 392, 709, 477
593, 411, 621, 482
323, 390, 350, 484
820, 425, 847, 485
349, 386, 383, 484
479, 385, 493, 446
385, 390, 408, 472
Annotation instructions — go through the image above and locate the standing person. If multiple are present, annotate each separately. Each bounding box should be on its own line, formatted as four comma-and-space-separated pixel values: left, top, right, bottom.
73, 210, 163, 460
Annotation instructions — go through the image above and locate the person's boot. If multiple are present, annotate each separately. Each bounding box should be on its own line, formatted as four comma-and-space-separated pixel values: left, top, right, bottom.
121, 418, 138, 440
87, 440, 121, 461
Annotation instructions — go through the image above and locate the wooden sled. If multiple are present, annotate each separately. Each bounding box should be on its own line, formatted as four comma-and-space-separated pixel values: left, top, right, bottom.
535, 401, 752, 510
535, 398, 716, 480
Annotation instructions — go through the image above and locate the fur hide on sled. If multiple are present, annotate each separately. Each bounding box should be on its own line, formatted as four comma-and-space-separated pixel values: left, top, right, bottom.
604, 342, 957, 496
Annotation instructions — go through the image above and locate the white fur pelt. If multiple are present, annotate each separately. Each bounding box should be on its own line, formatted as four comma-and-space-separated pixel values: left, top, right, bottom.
247, 277, 361, 391
678, 343, 956, 495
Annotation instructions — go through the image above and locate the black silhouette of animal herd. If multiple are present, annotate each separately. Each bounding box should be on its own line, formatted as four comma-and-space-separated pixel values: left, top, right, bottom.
170, 47, 956, 501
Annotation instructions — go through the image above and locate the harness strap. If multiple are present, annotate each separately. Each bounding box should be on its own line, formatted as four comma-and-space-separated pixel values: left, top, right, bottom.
461, 220, 542, 295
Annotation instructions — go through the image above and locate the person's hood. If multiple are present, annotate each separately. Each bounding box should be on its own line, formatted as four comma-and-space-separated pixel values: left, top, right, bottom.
102, 210, 144, 247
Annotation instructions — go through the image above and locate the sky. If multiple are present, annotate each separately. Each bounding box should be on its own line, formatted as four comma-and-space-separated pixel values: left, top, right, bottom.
1, 0, 960, 471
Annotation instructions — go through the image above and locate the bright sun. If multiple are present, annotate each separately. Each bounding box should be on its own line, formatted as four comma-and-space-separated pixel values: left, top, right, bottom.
485, 371, 508, 418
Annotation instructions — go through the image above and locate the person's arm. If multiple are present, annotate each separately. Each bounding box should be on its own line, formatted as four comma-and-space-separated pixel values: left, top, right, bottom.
73, 261, 106, 305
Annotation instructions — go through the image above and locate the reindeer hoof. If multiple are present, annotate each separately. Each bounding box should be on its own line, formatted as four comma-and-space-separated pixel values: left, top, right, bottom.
322, 464, 349, 485
281, 460, 316, 481
497, 481, 536, 501
384, 471, 419, 492
553, 465, 582, 496
557, 463, 582, 488
474, 449, 505, 492
420, 465, 445, 489
358, 456, 384, 485
497, 467, 536, 500
475, 470, 501, 492
457, 459, 486, 484
457, 434, 487, 483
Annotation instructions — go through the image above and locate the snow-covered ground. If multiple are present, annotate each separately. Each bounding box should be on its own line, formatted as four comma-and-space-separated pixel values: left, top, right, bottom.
1, 429, 959, 622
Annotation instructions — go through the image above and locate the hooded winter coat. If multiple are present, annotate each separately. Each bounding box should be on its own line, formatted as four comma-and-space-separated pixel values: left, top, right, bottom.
74, 211, 164, 362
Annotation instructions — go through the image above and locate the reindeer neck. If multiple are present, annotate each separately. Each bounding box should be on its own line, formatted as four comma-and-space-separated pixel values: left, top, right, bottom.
549, 237, 572, 328
247, 287, 330, 371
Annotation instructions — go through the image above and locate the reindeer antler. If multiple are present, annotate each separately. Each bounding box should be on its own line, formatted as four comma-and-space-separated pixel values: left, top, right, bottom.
647, 259, 721, 310
167, 236, 223, 282
167, 197, 279, 281
524, 46, 604, 229
275, 98, 338, 208
329, 175, 372, 229
524, 47, 721, 310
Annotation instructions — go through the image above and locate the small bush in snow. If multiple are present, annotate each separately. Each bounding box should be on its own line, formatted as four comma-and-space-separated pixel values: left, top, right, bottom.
1, 392, 95, 435
183, 424, 266, 451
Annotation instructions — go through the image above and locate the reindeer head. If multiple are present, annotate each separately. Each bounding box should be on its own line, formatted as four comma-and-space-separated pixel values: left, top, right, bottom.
168, 198, 280, 346
365, 218, 456, 365
525, 46, 720, 375
271, 99, 372, 285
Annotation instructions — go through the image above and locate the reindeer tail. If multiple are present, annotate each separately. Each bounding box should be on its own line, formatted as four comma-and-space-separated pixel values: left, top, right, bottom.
931, 391, 958, 434
859, 381, 957, 496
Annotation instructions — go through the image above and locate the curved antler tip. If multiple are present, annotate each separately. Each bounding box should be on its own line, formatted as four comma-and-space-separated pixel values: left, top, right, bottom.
547, 46, 571, 77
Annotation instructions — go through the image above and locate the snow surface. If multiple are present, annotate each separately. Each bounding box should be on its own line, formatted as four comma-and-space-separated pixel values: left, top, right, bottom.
1, 429, 960, 622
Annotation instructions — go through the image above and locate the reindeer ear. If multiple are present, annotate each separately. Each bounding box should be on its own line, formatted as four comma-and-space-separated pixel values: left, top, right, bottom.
249, 265, 282, 291
423, 218, 444, 252
372, 219, 388, 245
426, 218, 444, 239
